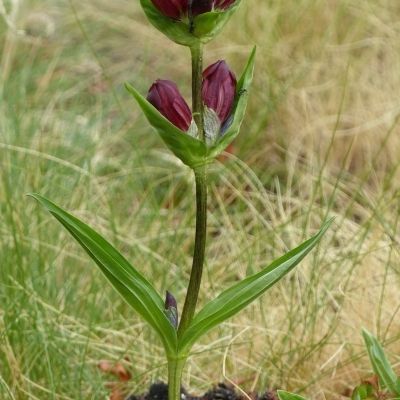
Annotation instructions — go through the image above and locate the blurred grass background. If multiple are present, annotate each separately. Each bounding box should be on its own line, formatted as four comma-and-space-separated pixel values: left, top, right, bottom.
1, 0, 400, 399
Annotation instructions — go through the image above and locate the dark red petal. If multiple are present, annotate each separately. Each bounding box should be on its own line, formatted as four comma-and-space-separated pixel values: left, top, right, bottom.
151, 0, 188, 19
190, 0, 213, 16
214, 0, 235, 9
202, 60, 237, 124
147, 80, 192, 132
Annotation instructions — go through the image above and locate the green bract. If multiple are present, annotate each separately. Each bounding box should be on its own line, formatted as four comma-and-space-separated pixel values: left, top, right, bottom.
207, 46, 256, 160
140, 0, 242, 46
125, 46, 256, 170
125, 83, 207, 169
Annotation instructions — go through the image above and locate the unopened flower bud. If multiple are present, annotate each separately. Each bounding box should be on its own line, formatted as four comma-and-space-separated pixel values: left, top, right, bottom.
150, 0, 188, 20
202, 60, 237, 124
165, 291, 179, 329
147, 80, 192, 132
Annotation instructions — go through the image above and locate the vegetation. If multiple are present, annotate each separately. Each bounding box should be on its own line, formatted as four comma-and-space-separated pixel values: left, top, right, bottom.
1, 0, 399, 399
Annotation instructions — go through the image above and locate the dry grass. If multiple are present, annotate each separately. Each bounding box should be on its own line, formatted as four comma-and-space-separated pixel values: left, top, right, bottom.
1, 0, 400, 399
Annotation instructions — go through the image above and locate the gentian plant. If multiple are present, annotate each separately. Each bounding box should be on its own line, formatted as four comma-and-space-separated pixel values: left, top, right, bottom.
30, 2, 332, 399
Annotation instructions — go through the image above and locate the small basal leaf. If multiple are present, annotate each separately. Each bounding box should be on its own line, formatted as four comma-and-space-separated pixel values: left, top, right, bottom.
29, 193, 178, 356
178, 219, 333, 353
351, 383, 375, 400
277, 391, 308, 400
362, 329, 400, 395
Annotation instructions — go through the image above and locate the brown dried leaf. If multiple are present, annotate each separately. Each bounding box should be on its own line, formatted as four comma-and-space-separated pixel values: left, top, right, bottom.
98, 360, 132, 381
362, 375, 379, 390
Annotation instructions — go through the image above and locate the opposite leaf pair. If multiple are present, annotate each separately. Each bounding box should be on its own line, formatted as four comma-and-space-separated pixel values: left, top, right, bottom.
29, 193, 332, 357
147, 60, 236, 144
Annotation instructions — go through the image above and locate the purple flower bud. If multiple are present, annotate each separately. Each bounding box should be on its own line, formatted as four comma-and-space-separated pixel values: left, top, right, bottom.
165, 291, 178, 329
151, 0, 188, 20
190, 0, 213, 17
147, 80, 192, 132
165, 291, 177, 310
202, 60, 237, 124
214, 0, 236, 10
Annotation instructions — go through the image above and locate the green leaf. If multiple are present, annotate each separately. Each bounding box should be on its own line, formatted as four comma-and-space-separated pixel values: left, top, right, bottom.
277, 391, 307, 400
207, 46, 256, 160
178, 219, 333, 353
139, 0, 241, 46
29, 193, 178, 356
125, 83, 208, 169
362, 329, 400, 395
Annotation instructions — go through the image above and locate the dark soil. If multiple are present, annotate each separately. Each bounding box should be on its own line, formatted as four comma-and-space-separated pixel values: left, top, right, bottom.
126, 382, 278, 400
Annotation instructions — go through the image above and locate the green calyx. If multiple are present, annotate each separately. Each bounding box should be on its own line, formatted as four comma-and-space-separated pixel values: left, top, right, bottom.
125, 46, 256, 170
140, 0, 242, 46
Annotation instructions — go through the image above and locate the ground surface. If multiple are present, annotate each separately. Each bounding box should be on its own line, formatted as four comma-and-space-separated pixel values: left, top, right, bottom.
1, 0, 400, 399
126, 382, 277, 400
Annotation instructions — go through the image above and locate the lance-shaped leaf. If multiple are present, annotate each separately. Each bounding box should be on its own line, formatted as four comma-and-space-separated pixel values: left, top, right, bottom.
178, 219, 332, 353
362, 329, 400, 395
277, 391, 308, 400
125, 83, 208, 169
207, 46, 256, 160
29, 194, 178, 356
140, 0, 241, 46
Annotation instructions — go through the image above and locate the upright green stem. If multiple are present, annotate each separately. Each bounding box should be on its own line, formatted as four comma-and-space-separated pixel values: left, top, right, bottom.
190, 43, 204, 140
168, 357, 186, 400
168, 42, 208, 400
178, 167, 207, 335
177, 43, 207, 337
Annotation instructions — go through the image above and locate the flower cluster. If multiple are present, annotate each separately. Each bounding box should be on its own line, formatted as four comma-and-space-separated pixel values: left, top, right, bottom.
127, 0, 254, 168
151, 0, 236, 20
147, 60, 236, 143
